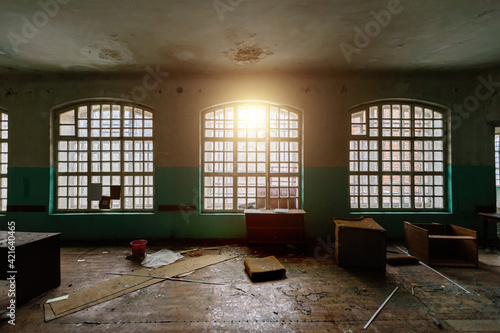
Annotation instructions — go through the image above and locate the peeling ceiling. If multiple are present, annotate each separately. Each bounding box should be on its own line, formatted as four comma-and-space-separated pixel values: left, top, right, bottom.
0, 0, 499, 74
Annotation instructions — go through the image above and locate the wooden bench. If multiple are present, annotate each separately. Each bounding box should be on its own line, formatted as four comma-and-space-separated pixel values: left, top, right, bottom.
404, 222, 478, 268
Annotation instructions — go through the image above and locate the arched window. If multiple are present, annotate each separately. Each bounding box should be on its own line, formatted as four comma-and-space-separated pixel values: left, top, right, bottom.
349, 100, 448, 211
0, 108, 7, 212
54, 100, 154, 212
201, 101, 302, 212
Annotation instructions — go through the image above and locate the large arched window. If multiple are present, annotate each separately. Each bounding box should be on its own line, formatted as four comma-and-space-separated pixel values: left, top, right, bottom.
0, 108, 7, 212
201, 101, 302, 212
349, 100, 448, 211
53, 100, 154, 212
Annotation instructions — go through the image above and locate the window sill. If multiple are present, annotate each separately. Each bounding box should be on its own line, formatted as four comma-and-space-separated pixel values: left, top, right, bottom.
51, 211, 155, 216
350, 211, 452, 215
199, 212, 245, 216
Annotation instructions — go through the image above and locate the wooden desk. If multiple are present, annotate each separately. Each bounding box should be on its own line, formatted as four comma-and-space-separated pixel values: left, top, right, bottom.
479, 212, 500, 245
244, 209, 306, 244
0, 231, 61, 305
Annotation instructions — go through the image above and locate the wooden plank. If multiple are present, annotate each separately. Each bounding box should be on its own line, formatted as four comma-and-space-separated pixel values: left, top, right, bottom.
450, 225, 477, 238
446, 319, 500, 331
478, 212, 500, 220
333, 217, 385, 231
428, 235, 475, 240
44, 253, 236, 321
412, 223, 446, 235
404, 222, 430, 264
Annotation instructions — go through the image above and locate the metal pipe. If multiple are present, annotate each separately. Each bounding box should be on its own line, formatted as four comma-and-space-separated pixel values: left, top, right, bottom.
106, 272, 225, 285
363, 286, 399, 330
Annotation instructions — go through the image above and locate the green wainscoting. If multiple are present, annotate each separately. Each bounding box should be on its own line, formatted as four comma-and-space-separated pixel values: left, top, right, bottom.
0, 165, 496, 241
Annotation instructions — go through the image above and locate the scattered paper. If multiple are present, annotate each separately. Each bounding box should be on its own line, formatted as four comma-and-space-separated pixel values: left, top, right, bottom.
141, 249, 183, 269
78, 259, 85, 262
245, 209, 262, 213
46, 295, 69, 303
273, 209, 289, 213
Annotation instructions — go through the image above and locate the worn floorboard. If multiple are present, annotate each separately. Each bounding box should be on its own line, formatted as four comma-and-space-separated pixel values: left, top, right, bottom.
1, 242, 499, 332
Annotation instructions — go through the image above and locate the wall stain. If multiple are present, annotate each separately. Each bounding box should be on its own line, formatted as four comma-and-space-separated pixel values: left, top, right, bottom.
82, 39, 134, 65
5, 87, 17, 97
225, 45, 273, 66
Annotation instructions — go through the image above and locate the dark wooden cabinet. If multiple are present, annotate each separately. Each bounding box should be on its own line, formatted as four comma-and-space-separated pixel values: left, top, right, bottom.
333, 218, 387, 271
0, 231, 61, 305
245, 209, 306, 244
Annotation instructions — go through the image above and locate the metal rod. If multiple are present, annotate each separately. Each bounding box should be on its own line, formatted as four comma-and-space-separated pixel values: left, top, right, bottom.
394, 245, 471, 294
106, 272, 225, 285
363, 286, 399, 330
177, 244, 239, 254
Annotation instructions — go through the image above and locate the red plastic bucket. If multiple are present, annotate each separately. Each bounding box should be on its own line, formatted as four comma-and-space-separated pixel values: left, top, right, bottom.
130, 239, 147, 258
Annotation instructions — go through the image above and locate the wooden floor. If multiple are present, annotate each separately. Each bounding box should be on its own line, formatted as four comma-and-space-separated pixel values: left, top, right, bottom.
1, 241, 500, 332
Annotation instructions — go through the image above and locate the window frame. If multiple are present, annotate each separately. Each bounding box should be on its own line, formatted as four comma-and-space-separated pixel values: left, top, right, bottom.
495, 132, 499, 187
0, 108, 7, 212
348, 99, 449, 212
52, 99, 155, 213
200, 101, 303, 214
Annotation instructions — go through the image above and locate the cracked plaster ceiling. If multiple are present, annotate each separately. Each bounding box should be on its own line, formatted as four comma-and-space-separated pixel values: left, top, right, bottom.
0, 0, 499, 74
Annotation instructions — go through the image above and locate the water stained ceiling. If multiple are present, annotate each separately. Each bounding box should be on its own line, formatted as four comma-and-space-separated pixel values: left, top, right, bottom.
0, 0, 499, 74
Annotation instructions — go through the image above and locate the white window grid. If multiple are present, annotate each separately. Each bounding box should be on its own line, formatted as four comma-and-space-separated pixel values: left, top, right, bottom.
495, 134, 499, 187
0, 110, 7, 212
54, 102, 154, 211
349, 102, 447, 211
202, 102, 302, 212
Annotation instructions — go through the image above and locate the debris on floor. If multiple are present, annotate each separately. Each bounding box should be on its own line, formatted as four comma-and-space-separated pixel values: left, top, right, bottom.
45, 295, 69, 304
141, 249, 183, 269
244, 255, 286, 282
386, 253, 419, 266
106, 272, 225, 285
174, 271, 194, 278
446, 319, 500, 331
43, 253, 237, 321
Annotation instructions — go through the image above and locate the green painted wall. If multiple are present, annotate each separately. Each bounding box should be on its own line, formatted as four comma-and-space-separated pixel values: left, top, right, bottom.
1, 72, 499, 242
0, 165, 495, 241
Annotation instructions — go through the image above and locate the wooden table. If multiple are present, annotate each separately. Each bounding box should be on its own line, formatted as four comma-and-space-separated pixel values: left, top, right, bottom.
0, 231, 61, 305
244, 209, 306, 244
479, 212, 500, 245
